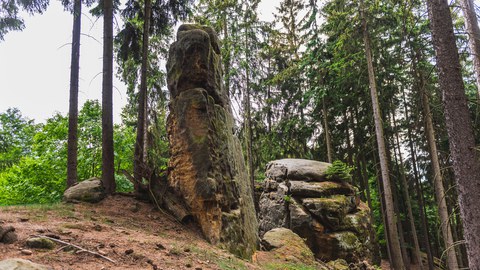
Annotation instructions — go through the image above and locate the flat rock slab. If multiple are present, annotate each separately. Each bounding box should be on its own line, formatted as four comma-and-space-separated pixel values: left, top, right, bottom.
289, 181, 355, 197
0, 259, 52, 270
266, 159, 330, 182
63, 178, 106, 203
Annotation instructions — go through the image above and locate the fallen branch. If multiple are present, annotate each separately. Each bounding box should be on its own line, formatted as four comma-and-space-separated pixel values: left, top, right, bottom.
33, 235, 116, 263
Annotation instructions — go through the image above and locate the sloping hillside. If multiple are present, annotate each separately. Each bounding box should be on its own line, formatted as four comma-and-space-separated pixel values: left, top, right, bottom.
0, 195, 261, 270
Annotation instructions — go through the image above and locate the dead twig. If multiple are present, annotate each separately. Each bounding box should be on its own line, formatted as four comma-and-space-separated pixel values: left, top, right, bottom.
33, 235, 116, 263
55, 244, 72, 253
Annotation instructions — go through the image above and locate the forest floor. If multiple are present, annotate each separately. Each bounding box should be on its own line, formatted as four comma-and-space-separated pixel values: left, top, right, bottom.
0, 195, 259, 270
0, 194, 405, 270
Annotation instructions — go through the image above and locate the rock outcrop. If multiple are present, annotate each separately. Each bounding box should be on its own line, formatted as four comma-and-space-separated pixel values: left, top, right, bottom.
63, 178, 106, 203
254, 228, 316, 267
166, 24, 258, 258
258, 158, 378, 264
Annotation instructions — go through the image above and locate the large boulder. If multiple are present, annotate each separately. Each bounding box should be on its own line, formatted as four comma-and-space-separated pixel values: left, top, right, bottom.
255, 228, 316, 266
266, 158, 330, 182
166, 24, 258, 259
258, 159, 378, 265
63, 178, 106, 203
0, 259, 51, 270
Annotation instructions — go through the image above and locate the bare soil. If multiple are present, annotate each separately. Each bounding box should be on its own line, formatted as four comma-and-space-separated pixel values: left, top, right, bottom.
0, 195, 258, 270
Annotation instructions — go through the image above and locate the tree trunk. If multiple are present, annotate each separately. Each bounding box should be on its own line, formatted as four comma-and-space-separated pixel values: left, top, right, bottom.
66, 0, 81, 188
427, 0, 480, 267
393, 112, 424, 269
403, 89, 435, 270
322, 98, 333, 163
360, 1, 405, 268
243, 5, 254, 197
134, 0, 151, 187
420, 66, 460, 270
102, 0, 115, 194
460, 0, 480, 99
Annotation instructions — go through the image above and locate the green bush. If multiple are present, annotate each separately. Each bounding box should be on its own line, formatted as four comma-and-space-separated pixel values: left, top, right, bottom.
0, 156, 65, 205
325, 160, 354, 182
115, 174, 134, 193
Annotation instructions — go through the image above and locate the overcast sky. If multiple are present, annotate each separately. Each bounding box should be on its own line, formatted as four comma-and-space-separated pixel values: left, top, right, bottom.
0, 1, 278, 124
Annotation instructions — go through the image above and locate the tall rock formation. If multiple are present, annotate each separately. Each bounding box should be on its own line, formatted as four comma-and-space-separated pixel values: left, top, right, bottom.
166, 24, 258, 259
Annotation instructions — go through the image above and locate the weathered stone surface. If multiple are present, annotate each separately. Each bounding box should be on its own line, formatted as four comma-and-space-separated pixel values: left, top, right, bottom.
266, 158, 330, 182
258, 159, 378, 265
63, 178, 106, 203
314, 231, 362, 263
26, 238, 55, 249
256, 228, 316, 266
0, 259, 51, 270
302, 196, 357, 231
166, 24, 257, 259
258, 183, 288, 237
290, 181, 355, 197
167, 24, 227, 106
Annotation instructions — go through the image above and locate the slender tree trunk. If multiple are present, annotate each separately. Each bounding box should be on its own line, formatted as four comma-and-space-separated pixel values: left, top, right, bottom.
223, 19, 231, 97
102, 0, 115, 194
392, 112, 424, 269
322, 98, 333, 163
421, 70, 459, 270
460, 0, 480, 99
360, 1, 405, 268
243, 7, 254, 196
403, 90, 435, 270
376, 159, 393, 264
67, 0, 81, 188
134, 0, 151, 187
427, 0, 480, 267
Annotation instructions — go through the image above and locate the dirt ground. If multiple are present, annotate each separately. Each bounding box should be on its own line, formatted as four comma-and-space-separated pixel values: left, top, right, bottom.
0, 195, 258, 270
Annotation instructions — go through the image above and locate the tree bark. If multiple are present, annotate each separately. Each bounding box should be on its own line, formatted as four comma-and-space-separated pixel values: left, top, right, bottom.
322, 98, 333, 163
392, 112, 423, 269
403, 90, 435, 270
360, 1, 405, 268
102, 0, 115, 194
460, 0, 480, 99
427, 0, 480, 268
421, 75, 459, 270
67, 0, 81, 188
134, 0, 151, 187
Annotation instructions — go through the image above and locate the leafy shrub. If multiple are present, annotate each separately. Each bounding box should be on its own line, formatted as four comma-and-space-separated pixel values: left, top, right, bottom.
115, 174, 134, 193
0, 156, 65, 205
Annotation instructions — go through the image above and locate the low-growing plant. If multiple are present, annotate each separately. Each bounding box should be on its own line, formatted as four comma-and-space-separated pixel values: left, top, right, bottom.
325, 160, 354, 183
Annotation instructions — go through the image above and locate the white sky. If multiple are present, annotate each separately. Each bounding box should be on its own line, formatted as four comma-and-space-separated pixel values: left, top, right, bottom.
0, 0, 278, 124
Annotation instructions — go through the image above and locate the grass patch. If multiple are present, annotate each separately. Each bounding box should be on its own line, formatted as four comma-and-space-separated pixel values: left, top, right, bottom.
0, 203, 75, 221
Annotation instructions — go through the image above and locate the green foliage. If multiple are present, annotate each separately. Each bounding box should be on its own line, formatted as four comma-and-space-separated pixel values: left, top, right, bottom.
0, 0, 49, 41
115, 174, 134, 193
325, 160, 354, 182
0, 101, 136, 205
0, 108, 38, 170
0, 156, 65, 205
